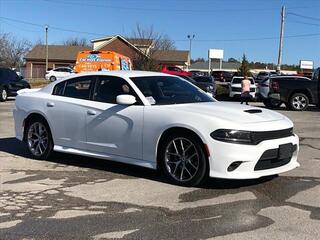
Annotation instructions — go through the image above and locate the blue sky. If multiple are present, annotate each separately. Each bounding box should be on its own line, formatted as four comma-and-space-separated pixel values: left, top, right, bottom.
0, 0, 319, 66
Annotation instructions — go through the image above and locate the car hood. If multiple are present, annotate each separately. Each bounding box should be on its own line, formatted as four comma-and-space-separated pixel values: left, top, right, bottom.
164, 102, 285, 124
231, 83, 256, 88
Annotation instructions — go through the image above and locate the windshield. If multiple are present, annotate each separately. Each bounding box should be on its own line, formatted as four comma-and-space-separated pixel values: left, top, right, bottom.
131, 76, 215, 105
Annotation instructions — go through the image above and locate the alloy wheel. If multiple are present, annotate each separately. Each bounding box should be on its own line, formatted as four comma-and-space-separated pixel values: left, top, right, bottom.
292, 95, 307, 110
27, 122, 49, 157
2, 89, 7, 100
165, 137, 200, 182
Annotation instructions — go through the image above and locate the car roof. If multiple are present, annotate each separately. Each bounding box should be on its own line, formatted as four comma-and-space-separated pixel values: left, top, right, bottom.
232, 76, 254, 79
54, 67, 72, 69
270, 75, 310, 80
40, 71, 175, 93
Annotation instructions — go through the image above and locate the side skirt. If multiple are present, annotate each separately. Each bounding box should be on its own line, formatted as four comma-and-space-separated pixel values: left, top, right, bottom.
53, 145, 156, 169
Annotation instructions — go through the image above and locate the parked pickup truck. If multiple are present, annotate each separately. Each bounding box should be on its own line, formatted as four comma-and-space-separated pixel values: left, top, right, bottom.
269, 68, 320, 111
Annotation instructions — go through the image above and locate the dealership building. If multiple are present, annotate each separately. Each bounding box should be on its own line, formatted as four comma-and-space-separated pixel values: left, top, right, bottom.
24, 35, 189, 79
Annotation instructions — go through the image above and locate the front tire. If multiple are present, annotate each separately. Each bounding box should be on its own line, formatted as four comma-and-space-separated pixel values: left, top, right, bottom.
25, 117, 53, 160
159, 132, 208, 187
289, 93, 309, 111
0, 86, 8, 102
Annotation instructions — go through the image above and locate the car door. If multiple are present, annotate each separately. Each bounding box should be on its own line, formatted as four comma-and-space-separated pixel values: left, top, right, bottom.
85, 75, 144, 160
53, 68, 66, 80
61, 68, 72, 78
54, 68, 63, 79
6, 70, 24, 93
45, 75, 96, 150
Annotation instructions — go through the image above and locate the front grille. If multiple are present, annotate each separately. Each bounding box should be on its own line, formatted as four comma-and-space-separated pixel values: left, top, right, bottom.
251, 128, 294, 145
231, 87, 241, 92
231, 87, 255, 92
254, 144, 297, 170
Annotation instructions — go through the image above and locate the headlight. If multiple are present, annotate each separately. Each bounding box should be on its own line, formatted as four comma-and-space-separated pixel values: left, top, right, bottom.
210, 129, 253, 144
206, 85, 213, 92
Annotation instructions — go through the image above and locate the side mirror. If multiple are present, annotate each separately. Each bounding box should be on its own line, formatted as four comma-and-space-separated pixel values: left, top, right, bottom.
116, 94, 136, 105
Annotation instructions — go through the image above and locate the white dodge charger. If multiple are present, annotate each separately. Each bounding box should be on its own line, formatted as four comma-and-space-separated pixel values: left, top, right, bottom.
13, 71, 299, 186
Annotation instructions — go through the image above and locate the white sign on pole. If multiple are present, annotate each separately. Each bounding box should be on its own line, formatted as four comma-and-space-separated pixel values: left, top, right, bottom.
209, 49, 224, 59
300, 60, 313, 70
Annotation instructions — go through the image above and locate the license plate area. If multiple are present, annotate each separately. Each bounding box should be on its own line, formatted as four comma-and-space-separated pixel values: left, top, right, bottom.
278, 143, 293, 159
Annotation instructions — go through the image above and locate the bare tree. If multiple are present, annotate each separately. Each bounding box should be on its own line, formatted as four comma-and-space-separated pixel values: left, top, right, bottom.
129, 24, 175, 70
0, 33, 31, 68
62, 37, 90, 47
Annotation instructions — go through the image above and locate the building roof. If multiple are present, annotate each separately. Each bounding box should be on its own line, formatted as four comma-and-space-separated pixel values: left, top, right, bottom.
91, 35, 146, 55
25, 45, 90, 61
190, 61, 241, 71
152, 50, 189, 63
92, 35, 153, 46
127, 38, 153, 46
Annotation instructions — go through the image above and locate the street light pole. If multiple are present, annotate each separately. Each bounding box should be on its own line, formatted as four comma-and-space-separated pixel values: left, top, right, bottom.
187, 34, 195, 70
45, 25, 48, 72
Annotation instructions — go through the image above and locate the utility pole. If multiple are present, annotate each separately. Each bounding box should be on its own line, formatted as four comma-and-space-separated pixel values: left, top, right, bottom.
187, 34, 195, 70
277, 6, 285, 72
45, 25, 48, 71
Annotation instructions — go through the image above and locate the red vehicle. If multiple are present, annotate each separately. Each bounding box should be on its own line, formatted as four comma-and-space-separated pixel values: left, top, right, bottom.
161, 65, 192, 76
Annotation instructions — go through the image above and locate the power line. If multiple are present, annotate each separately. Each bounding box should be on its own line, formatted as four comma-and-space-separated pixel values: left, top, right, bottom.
0, 16, 106, 37
175, 33, 320, 42
287, 20, 320, 27
287, 12, 320, 22
1, 15, 319, 43
41, 0, 319, 13
0, 19, 43, 33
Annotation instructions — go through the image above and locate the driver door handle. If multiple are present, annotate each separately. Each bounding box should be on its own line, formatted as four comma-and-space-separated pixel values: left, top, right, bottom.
87, 110, 97, 116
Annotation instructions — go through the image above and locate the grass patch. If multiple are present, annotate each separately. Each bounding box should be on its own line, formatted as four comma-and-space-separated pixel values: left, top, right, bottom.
27, 79, 50, 88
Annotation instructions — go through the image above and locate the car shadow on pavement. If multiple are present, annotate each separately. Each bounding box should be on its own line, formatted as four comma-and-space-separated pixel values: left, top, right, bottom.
0, 137, 276, 189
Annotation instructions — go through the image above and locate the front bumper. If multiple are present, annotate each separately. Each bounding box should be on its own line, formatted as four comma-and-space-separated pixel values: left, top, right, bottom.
207, 134, 299, 179
13, 108, 24, 141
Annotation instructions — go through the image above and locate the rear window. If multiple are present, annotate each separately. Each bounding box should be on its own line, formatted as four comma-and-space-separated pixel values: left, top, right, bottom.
53, 76, 95, 100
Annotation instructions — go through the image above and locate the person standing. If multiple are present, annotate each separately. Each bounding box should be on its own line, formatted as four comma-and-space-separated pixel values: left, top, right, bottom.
240, 75, 251, 105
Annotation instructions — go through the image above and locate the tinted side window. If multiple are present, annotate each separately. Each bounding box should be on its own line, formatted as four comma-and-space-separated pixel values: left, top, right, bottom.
8, 70, 18, 81
2, 70, 10, 81
63, 76, 94, 100
93, 76, 138, 104
53, 81, 66, 96
61, 68, 71, 72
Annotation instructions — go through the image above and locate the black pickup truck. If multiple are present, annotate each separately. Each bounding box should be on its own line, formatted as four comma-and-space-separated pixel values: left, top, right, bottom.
269, 68, 320, 111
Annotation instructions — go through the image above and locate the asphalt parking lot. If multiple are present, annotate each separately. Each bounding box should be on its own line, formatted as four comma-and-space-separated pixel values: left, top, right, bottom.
0, 99, 319, 240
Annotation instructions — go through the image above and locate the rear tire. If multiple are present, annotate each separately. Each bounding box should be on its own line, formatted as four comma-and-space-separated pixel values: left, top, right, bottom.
159, 132, 208, 187
25, 117, 53, 160
0, 86, 8, 102
289, 93, 309, 111
263, 98, 282, 108
49, 76, 56, 82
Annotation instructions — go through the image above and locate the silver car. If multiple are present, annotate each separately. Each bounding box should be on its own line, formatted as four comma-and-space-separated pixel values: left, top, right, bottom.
258, 78, 282, 108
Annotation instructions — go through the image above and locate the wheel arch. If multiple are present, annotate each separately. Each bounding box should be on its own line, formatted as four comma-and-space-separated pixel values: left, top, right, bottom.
288, 89, 313, 103
155, 126, 209, 170
23, 112, 53, 143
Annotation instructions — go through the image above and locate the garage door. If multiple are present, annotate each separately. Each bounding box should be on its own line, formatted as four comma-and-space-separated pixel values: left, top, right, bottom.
32, 64, 46, 79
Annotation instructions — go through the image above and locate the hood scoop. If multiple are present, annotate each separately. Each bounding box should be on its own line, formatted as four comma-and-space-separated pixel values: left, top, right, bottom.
244, 109, 262, 114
